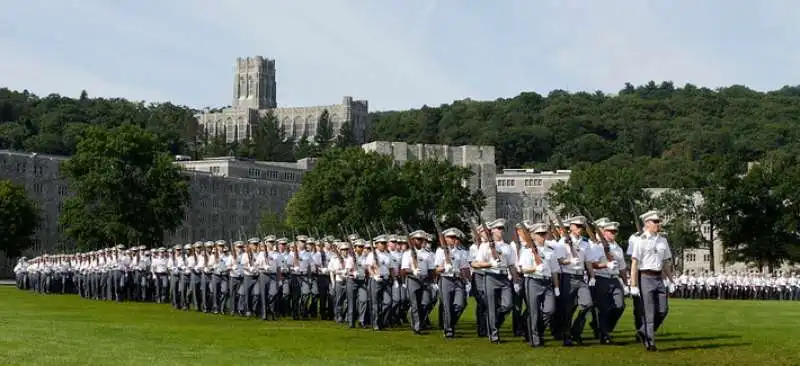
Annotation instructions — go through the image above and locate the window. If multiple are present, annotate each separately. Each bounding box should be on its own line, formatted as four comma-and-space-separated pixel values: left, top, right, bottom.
703, 254, 711, 262
33, 183, 43, 193
534, 179, 542, 186
58, 185, 68, 195
686, 253, 696, 262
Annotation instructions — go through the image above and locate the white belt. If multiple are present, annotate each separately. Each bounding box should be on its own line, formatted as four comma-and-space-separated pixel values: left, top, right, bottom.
524, 274, 551, 280
595, 273, 618, 279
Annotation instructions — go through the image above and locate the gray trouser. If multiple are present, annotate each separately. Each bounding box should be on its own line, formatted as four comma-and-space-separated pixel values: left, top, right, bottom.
370, 277, 392, 329
485, 272, 513, 342
346, 278, 368, 327
333, 280, 347, 323
639, 273, 668, 347
524, 277, 555, 345
406, 276, 431, 332
439, 276, 467, 336
229, 276, 243, 314
190, 272, 202, 310
240, 274, 259, 314
201, 273, 212, 311
559, 273, 593, 340
596, 276, 625, 338
258, 273, 279, 319
472, 272, 488, 337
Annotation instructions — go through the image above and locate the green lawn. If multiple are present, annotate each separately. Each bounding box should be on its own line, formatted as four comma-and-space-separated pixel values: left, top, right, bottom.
0, 287, 798, 366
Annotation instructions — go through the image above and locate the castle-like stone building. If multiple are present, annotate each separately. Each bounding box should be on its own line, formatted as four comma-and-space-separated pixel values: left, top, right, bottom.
196, 56, 371, 143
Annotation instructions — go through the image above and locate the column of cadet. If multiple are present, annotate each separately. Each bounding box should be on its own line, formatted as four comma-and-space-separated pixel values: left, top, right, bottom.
13, 210, 756, 351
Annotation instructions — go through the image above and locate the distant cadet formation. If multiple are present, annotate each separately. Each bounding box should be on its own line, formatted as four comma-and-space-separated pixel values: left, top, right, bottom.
672, 270, 799, 301
15, 210, 783, 351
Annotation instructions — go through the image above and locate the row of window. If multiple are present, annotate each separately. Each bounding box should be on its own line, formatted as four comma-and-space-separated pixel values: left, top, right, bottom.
686, 253, 712, 262
497, 178, 544, 187
246, 168, 299, 182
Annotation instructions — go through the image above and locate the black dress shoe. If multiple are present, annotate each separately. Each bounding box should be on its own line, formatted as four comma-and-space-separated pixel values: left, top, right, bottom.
646, 345, 657, 352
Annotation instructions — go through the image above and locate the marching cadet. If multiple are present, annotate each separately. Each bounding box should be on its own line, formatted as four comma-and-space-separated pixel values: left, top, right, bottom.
328, 241, 350, 323
402, 230, 435, 334
240, 239, 260, 317
151, 248, 169, 304
365, 235, 394, 330
589, 221, 627, 344
470, 226, 489, 338
130, 247, 142, 301
472, 219, 517, 344
207, 241, 224, 313
181, 244, 197, 311
386, 235, 404, 326
188, 242, 203, 311
346, 239, 369, 328
630, 210, 675, 352
200, 242, 214, 312
116, 246, 131, 301
313, 239, 330, 320
215, 242, 232, 314
294, 236, 315, 319
229, 241, 245, 315
255, 239, 271, 320
518, 222, 559, 347
13, 257, 27, 289
554, 216, 595, 346
435, 227, 471, 338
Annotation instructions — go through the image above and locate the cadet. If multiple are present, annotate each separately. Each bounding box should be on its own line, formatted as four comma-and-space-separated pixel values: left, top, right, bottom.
589, 220, 627, 344
472, 219, 516, 344
435, 227, 471, 338
630, 210, 675, 352
518, 222, 559, 347
554, 216, 595, 346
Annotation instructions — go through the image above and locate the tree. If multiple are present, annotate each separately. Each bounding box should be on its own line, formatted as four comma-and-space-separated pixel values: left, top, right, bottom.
714, 158, 800, 271
257, 211, 289, 236
247, 112, 294, 162
59, 124, 190, 249
0, 180, 40, 257
549, 155, 651, 242
334, 121, 358, 148
314, 109, 334, 149
284, 147, 483, 237
294, 134, 313, 160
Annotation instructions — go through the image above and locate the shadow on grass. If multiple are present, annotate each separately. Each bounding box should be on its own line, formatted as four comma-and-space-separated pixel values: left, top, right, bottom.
658, 342, 752, 352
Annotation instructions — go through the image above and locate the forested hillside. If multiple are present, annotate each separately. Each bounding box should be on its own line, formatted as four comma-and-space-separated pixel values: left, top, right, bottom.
0, 88, 199, 157
370, 81, 800, 176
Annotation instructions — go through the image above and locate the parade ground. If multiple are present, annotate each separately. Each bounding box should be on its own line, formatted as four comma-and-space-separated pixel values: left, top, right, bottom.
0, 287, 797, 366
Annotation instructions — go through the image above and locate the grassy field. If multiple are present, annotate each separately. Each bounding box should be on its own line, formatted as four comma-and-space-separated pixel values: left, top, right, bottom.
1, 287, 798, 366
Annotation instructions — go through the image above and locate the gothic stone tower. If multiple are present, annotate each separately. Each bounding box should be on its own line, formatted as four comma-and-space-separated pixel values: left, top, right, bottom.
232, 56, 277, 110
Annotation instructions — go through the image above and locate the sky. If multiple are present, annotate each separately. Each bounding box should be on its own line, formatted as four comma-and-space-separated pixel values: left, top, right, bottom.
2, 0, 799, 111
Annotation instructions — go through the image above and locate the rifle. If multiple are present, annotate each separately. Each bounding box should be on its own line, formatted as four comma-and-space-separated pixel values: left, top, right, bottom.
469, 205, 498, 261
547, 208, 578, 260
580, 207, 614, 262
516, 223, 542, 265
398, 219, 419, 273
365, 222, 379, 278
628, 199, 643, 235
431, 211, 451, 267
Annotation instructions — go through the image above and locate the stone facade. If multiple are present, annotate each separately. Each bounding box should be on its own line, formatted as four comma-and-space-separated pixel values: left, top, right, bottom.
196, 56, 370, 144
0, 151, 309, 277
361, 141, 497, 220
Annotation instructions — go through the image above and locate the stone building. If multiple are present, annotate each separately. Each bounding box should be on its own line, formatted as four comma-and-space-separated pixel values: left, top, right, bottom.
196, 56, 371, 143
361, 141, 497, 220
0, 151, 309, 277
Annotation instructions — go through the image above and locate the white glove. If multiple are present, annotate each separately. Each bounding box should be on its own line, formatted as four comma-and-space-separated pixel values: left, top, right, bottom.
623, 286, 631, 296
513, 283, 521, 293
588, 278, 596, 287
320, 268, 329, 275
630, 286, 640, 296
278, 281, 284, 287
402, 283, 407, 289
535, 264, 545, 273
606, 261, 617, 271
554, 287, 561, 297
393, 280, 399, 289
432, 283, 439, 291
292, 266, 300, 272
489, 258, 499, 268
465, 283, 472, 293
668, 282, 676, 294
412, 268, 420, 276
152, 274, 156, 280
569, 258, 580, 265
444, 263, 453, 273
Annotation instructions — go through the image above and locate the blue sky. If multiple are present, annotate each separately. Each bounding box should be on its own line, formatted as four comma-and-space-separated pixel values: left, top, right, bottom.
2, 0, 799, 111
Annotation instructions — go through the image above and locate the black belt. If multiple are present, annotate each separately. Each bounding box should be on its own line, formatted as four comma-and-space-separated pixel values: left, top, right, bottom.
641, 270, 662, 276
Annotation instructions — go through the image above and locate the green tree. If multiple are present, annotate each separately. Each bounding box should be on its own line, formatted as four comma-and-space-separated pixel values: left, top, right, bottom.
284, 148, 482, 236
549, 154, 651, 241
334, 121, 358, 148
257, 211, 289, 236
60, 124, 190, 249
247, 112, 294, 161
714, 158, 800, 271
294, 134, 313, 160
0, 180, 40, 257
314, 109, 334, 149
